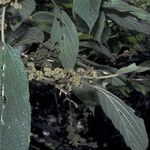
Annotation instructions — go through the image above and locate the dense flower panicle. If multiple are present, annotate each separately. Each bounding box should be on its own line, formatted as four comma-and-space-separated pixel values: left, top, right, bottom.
27, 62, 82, 91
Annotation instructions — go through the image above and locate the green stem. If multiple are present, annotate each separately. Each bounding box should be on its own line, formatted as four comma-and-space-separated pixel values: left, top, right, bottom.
1, 6, 6, 46
82, 73, 119, 80
51, 0, 57, 7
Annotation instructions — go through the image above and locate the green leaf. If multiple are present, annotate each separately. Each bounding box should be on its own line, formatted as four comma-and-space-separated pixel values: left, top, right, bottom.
73, 0, 102, 32
136, 61, 150, 73
17, 27, 45, 45
80, 41, 112, 58
117, 63, 150, 74
78, 33, 94, 40
107, 14, 150, 34
131, 79, 150, 95
93, 11, 106, 43
31, 11, 54, 34
0, 45, 31, 150
95, 86, 148, 150
6, 24, 30, 45
51, 8, 79, 69
117, 63, 138, 74
10, 0, 36, 30
104, 1, 150, 22
101, 27, 111, 43
73, 86, 97, 113
111, 77, 125, 86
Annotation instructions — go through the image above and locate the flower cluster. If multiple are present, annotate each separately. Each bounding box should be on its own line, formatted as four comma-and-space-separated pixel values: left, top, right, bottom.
0, 0, 21, 9
27, 62, 82, 91
10, 0, 22, 9
23, 45, 59, 68
0, 0, 11, 5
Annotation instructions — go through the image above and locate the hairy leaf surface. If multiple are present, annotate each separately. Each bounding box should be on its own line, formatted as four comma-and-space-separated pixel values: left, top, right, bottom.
0, 45, 31, 150
107, 14, 150, 34
51, 8, 79, 69
104, 1, 150, 22
73, 0, 102, 31
95, 86, 148, 150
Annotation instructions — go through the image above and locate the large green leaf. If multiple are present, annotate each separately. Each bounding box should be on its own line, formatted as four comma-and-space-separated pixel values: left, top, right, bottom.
104, 1, 150, 22
107, 14, 150, 34
51, 8, 79, 69
0, 45, 31, 150
73, 0, 102, 32
94, 86, 148, 150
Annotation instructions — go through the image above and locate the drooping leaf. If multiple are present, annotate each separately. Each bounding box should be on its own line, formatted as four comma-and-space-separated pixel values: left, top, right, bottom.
104, 1, 150, 22
95, 85, 148, 150
10, 0, 36, 30
73, 0, 102, 32
17, 27, 45, 45
0, 45, 31, 150
51, 8, 79, 69
107, 14, 150, 34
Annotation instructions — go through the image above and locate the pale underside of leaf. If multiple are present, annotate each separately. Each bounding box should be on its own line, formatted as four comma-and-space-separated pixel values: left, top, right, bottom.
95, 86, 148, 150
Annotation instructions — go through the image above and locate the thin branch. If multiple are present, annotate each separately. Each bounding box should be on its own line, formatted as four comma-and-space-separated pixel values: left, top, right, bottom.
1, 6, 6, 46
82, 73, 119, 80
51, 0, 58, 7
